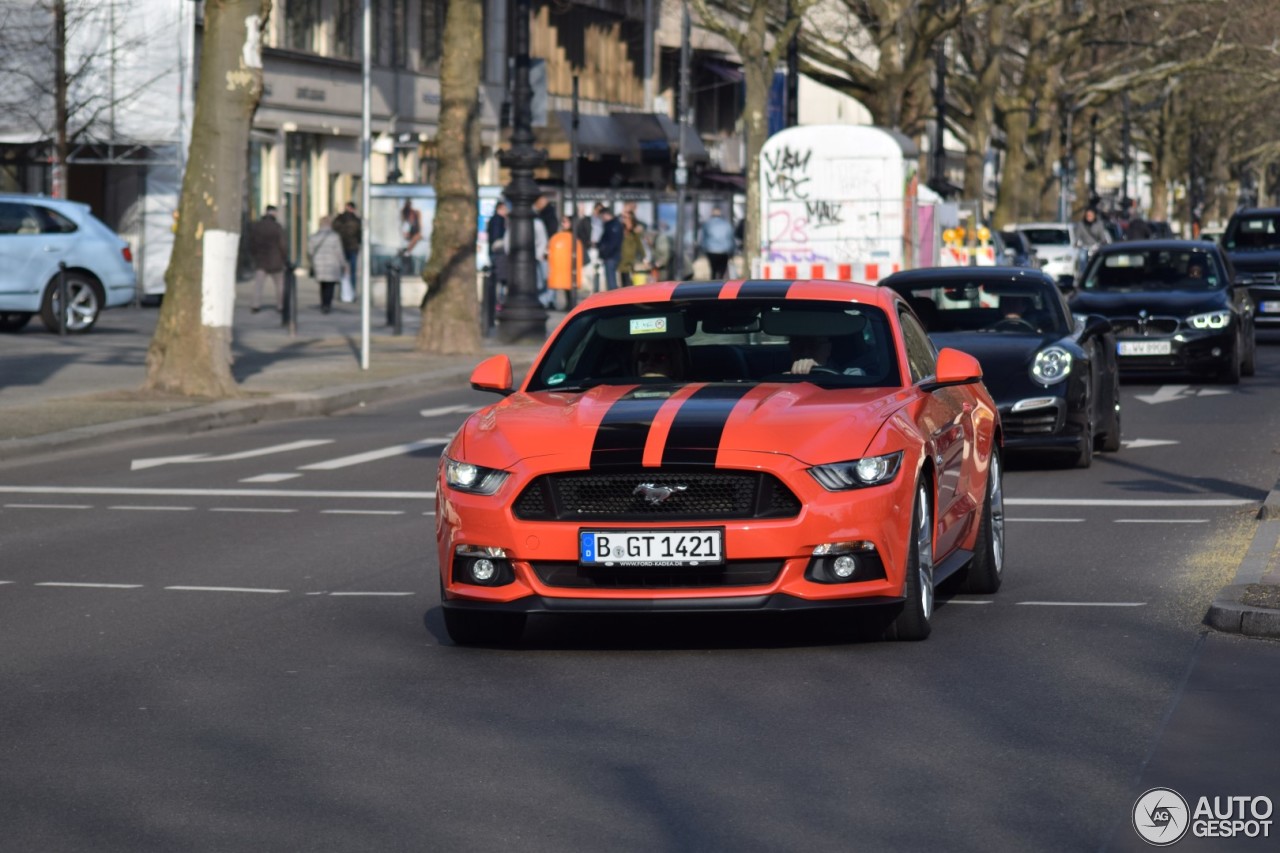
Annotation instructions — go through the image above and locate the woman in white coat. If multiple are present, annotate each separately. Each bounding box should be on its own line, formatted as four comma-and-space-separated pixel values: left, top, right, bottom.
308, 215, 348, 313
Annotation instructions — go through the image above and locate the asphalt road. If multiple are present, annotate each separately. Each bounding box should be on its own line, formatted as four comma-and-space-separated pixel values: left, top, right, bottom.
3, 343, 1280, 852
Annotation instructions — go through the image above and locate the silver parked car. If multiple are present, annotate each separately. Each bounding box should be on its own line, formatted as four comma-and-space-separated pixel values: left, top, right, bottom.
0, 193, 137, 333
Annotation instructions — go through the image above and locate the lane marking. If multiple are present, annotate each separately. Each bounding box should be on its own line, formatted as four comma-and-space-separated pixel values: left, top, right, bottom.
1017, 601, 1146, 607
1114, 518, 1208, 524
419, 404, 473, 419
945, 600, 994, 605
36, 582, 143, 589
109, 505, 195, 512
0, 486, 434, 499
209, 507, 298, 514
165, 586, 288, 594
1008, 518, 1084, 523
4, 503, 92, 509
1007, 498, 1252, 507
132, 439, 334, 471
1122, 438, 1180, 450
320, 509, 406, 516
298, 438, 450, 471
326, 591, 416, 597
240, 473, 302, 483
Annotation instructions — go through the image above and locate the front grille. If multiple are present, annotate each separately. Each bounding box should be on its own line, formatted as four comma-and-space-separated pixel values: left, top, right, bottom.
532, 560, 784, 589
1108, 316, 1181, 336
514, 470, 802, 521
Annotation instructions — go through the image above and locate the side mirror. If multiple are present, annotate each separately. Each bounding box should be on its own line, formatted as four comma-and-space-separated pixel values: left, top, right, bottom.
470, 354, 514, 396
922, 347, 982, 392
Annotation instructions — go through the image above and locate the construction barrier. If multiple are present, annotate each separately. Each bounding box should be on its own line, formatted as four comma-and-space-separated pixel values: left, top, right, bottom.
754, 260, 903, 284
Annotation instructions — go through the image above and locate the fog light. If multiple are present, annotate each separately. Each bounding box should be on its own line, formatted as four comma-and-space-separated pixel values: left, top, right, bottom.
1211, 347, 1223, 357
471, 559, 496, 583
832, 555, 857, 579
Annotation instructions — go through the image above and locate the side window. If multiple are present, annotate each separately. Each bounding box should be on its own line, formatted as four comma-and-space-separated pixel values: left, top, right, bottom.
0, 202, 40, 235
36, 206, 78, 234
899, 310, 937, 383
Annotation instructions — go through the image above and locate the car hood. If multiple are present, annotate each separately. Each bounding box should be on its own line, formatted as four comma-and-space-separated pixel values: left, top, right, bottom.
1070, 289, 1228, 317
930, 331, 1059, 374
1225, 249, 1280, 274
454, 382, 911, 470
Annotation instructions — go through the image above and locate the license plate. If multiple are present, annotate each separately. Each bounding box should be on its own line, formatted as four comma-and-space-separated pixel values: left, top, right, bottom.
1118, 340, 1172, 356
1261, 300, 1280, 314
579, 529, 724, 566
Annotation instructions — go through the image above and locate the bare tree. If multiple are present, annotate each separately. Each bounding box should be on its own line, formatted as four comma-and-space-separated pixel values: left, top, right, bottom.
416, 0, 484, 355
144, 0, 270, 396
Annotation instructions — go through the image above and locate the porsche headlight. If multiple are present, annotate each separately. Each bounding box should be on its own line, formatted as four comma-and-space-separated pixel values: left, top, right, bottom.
1031, 346, 1072, 385
444, 456, 509, 495
808, 451, 904, 491
1187, 310, 1231, 330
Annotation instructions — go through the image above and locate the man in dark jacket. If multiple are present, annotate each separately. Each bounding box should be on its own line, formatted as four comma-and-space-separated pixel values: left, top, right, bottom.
331, 202, 361, 302
595, 205, 623, 290
248, 205, 288, 313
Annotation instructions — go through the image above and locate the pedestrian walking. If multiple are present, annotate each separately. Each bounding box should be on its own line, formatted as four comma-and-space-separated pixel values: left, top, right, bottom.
698, 206, 735, 279
1077, 208, 1109, 248
248, 204, 288, 313
332, 201, 361, 303
596, 205, 622, 291
619, 211, 645, 287
307, 215, 347, 314
487, 200, 509, 299
651, 220, 674, 282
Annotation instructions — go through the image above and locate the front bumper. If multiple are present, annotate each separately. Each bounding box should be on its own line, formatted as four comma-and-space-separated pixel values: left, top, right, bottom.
1247, 284, 1280, 326
1114, 329, 1236, 375
997, 394, 1087, 454
442, 592, 905, 614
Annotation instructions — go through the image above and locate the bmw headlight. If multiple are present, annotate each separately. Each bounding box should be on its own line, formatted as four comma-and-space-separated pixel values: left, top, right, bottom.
1187, 310, 1231, 330
808, 451, 904, 491
444, 456, 509, 495
1031, 346, 1072, 385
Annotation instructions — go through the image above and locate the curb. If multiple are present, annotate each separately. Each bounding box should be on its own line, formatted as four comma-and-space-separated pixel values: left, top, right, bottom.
1204, 513, 1280, 639
0, 356, 534, 464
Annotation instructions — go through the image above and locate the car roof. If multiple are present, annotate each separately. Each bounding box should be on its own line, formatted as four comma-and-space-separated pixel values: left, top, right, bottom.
0, 192, 84, 211
1094, 239, 1221, 253
565, 278, 905, 316
1228, 208, 1280, 217
880, 266, 1057, 288
1014, 222, 1072, 229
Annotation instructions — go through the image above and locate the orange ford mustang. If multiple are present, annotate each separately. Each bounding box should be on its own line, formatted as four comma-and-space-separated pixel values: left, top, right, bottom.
435, 279, 1003, 644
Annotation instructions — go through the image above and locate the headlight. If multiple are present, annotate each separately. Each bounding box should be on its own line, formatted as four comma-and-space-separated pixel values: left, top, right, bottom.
808, 451, 903, 491
443, 456, 509, 495
1187, 310, 1231, 330
1031, 346, 1072, 385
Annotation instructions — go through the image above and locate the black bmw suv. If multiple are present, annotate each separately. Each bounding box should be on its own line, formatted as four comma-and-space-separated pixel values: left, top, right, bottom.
1069, 240, 1257, 383
1221, 208, 1280, 329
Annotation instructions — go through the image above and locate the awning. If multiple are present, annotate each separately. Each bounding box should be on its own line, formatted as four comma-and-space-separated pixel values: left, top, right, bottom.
532, 111, 709, 165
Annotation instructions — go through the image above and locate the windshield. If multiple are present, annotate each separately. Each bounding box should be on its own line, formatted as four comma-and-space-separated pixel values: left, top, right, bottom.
1019, 227, 1072, 246
526, 298, 902, 392
892, 280, 1070, 336
1081, 249, 1222, 291
1224, 215, 1280, 251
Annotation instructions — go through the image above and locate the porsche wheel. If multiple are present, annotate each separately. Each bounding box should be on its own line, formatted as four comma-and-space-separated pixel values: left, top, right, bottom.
1098, 400, 1122, 453
959, 450, 1004, 595
443, 607, 526, 646
884, 483, 934, 641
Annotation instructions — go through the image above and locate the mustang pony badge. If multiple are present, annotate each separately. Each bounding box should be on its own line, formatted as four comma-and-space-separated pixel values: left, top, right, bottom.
633, 483, 689, 505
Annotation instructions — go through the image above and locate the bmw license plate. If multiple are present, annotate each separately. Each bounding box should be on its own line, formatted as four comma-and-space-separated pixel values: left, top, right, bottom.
1261, 300, 1280, 314
579, 529, 724, 567
1118, 340, 1172, 356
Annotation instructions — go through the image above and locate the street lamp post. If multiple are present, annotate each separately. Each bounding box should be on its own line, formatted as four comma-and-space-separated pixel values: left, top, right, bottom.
496, 0, 548, 344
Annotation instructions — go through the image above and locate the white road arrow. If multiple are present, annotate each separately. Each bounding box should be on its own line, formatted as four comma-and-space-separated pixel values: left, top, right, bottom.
297, 437, 451, 471
1135, 385, 1189, 405
1121, 438, 1181, 450
419, 404, 474, 419
131, 440, 334, 471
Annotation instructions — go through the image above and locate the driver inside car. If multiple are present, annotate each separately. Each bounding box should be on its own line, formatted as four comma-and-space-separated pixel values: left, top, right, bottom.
788, 335, 868, 376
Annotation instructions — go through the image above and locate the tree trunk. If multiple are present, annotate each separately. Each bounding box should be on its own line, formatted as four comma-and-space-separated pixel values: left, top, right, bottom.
145, 0, 269, 396
53, 0, 67, 198
993, 109, 1030, 228
740, 4, 769, 269
416, 0, 483, 355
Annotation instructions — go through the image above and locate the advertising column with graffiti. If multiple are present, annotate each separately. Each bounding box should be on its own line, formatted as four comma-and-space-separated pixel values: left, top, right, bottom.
758, 125, 921, 283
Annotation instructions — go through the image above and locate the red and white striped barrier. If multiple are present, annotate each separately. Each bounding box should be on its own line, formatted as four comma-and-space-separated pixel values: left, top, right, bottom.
755, 260, 902, 283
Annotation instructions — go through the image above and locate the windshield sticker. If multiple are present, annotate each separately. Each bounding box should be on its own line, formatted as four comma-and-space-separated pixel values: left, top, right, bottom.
630, 317, 668, 335
547, 372, 566, 385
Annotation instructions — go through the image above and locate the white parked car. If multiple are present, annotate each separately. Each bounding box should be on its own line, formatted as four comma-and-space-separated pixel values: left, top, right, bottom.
0, 193, 137, 333
1014, 222, 1081, 287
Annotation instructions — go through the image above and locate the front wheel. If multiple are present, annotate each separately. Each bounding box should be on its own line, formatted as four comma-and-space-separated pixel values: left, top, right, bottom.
40, 273, 103, 333
884, 483, 934, 641
959, 450, 1004, 594
442, 607, 526, 646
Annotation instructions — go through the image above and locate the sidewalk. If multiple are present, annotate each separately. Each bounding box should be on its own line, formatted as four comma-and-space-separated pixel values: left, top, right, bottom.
0, 279, 551, 461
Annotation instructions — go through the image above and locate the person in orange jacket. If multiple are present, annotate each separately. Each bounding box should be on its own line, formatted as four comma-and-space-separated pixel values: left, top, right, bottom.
547, 215, 585, 308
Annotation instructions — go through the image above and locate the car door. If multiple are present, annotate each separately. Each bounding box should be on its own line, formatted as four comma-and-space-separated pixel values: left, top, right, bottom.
0, 201, 46, 310
900, 309, 972, 558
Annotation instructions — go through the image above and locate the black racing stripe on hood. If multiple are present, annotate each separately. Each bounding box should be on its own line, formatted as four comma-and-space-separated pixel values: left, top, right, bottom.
589, 393, 670, 468
737, 280, 794, 298
671, 282, 726, 300
661, 385, 753, 466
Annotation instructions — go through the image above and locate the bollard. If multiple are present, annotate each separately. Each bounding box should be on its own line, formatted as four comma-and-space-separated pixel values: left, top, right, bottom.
58, 261, 69, 336
385, 254, 403, 335
282, 264, 297, 337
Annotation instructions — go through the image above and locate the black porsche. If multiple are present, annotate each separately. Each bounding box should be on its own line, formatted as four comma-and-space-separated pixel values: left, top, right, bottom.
883, 267, 1121, 468
1071, 240, 1256, 383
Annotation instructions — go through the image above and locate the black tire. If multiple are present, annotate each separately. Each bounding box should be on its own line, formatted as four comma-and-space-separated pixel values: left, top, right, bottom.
1099, 401, 1122, 452
1242, 333, 1257, 377
442, 607, 526, 646
959, 449, 1004, 594
884, 482, 934, 641
40, 273, 103, 333
0, 311, 32, 332
1073, 415, 1094, 468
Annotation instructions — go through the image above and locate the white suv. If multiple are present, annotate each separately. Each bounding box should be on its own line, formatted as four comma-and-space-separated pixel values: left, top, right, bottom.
1014, 222, 1081, 287
0, 193, 137, 333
